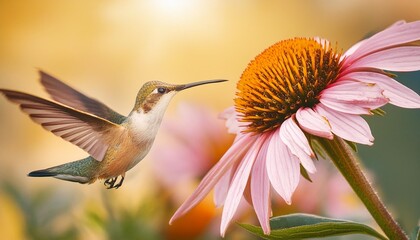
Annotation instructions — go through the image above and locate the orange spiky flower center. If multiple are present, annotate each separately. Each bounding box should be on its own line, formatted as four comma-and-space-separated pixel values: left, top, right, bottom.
235, 38, 342, 133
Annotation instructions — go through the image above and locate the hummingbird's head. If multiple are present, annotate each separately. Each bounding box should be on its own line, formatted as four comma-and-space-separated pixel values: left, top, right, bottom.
132, 79, 227, 114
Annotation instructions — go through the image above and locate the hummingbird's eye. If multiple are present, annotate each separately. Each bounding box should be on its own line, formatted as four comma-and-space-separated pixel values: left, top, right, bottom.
157, 87, 166, 94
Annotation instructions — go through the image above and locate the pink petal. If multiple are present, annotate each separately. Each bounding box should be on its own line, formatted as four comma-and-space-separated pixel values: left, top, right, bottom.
344, 71, 420, 108
213, 167, 233, 207
279, 118, 316, 173
250, 134, 272, 235
320, 80, 388, 114
266, 128, 300, 204
342, 39, 367, 60
315, 104, 374, 145
343, 21, 420, 64
346, 47, 420, 72
243, 179, 253, 206
219, 106, 241, 134
170, 134, 256, 224
296, 107, 333, 139
213, 146, 244, 207
220, 134, 267, 236
319, 98, 371, 115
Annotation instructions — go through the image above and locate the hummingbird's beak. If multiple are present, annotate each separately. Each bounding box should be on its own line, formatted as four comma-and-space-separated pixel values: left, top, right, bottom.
176, 79, 228, 91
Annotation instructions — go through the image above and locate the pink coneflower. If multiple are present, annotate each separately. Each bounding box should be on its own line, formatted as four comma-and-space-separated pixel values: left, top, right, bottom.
170, 21, 420, 236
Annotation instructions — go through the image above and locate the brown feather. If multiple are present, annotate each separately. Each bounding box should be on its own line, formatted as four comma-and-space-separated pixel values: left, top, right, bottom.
96, 129, 150, 179
0, 89, 124, 161
39, 71, 125, 123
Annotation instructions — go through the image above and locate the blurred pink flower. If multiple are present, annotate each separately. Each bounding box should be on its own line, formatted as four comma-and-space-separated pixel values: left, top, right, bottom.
273, 159, 370, 221
170, 20, 420, 236
151, 103, 234, 239
152, 103, 233, 190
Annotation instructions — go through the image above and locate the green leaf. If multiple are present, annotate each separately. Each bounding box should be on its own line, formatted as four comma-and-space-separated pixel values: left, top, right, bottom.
371, 108, 386, 116
410, 226, 420, 240
344, 140, 358, 152
239, 213, 387, 240
309, 137, 327, 159
300, 164, 312, 182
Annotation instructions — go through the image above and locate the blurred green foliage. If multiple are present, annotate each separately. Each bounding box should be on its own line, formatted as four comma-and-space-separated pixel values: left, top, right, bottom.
1, 181, 79, 240
359, 71, 420, 233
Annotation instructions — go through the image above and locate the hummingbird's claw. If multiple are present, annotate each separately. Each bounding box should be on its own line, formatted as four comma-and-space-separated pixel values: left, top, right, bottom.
114, 176, 125, 189
104, 175, 125, 189
104, 177, 117, 189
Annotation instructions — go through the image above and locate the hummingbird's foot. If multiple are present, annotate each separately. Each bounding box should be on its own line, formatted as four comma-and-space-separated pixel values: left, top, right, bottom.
104, 175, 125, 189
113, 176, 125, 189
104, 177, 117, 189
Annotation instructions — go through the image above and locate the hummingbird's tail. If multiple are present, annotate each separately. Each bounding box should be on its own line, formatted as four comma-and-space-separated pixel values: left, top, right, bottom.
28, 157, 99, 184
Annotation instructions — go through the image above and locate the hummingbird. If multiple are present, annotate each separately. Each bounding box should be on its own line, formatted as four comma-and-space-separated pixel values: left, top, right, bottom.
0, 71, 227, 189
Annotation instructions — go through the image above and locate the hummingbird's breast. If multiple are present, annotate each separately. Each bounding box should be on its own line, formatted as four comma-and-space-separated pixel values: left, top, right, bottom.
124, 112, 160, 169
96, 113, 159, 179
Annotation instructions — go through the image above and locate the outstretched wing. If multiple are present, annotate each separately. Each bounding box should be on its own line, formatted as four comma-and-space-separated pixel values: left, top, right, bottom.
0, 89, 124, 162
39, 71, 126, 123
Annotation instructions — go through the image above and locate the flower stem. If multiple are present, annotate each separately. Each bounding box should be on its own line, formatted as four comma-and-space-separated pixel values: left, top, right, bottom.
316, 136, 408, 240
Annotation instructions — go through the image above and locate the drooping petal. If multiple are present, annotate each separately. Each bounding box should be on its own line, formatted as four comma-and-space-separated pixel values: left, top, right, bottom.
344, 71, 420, 108
219, 106, 241, 134
346, 47, 420, 72
243, 178, 253, 206
213, 167, 233, 208
250, 134, 271, 235
170, 134, 256, 224
220, 134, 267, 236
296, 107, 333, 139
320, 80, 388, 114
315, 103, 374, 145
213, 146, 244, 207
279, 118, 316, 173
266, 128, 300, 204
343, 21, 420, 64
319, 97, 371, 115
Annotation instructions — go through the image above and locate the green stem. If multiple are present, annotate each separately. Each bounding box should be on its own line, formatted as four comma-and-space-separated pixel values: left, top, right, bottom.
316, 136, 408, 240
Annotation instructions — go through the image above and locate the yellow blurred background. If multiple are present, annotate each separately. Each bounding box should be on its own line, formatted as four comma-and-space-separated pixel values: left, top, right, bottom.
1, 1, 419, 239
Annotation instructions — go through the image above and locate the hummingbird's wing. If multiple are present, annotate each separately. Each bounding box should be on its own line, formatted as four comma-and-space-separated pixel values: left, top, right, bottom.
0, 89, 124, 162
39, 71, 126, 124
